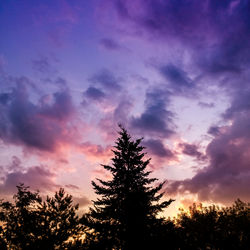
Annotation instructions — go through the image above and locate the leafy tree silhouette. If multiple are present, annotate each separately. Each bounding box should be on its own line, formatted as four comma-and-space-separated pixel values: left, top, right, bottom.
0, 184, 83, 249
176, 199, 250, 249
0, 184, 42, 249
83, 125, 174, 250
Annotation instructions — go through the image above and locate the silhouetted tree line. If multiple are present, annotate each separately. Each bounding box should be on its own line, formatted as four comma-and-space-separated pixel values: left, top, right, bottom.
0, 126, 250, 249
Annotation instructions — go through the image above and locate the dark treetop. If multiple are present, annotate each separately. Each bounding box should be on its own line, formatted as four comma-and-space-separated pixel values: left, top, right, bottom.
83, 126, 174, 250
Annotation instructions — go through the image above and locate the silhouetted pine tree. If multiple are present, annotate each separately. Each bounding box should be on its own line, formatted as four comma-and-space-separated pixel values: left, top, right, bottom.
83, 126, 174, 250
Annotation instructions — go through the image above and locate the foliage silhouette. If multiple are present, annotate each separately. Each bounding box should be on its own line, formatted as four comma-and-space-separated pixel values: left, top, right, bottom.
175, 199, 250, 249
0, 184, 83, 249
82, 125, 174, 250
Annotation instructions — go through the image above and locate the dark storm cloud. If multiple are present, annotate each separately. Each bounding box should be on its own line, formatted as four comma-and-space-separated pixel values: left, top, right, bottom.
143, 139, 175, 158
89, 69, 122, 91
131, 88, 175, 138
0, 81, 76, 152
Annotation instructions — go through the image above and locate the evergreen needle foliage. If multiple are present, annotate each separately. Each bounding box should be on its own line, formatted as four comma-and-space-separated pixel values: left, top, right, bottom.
83, 125, 174, 250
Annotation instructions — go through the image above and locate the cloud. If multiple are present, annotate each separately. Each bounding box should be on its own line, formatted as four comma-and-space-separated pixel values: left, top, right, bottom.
88, 69, 122, 91
79, 142, 113, 163
113, 98, 133, 125
0, 158, 90, 208
83, 69, 126, 115
100, 38, 122, 51
39, 90, 75, 121
159, 64, 194, 94
0, 81, 77, 152
208, 126, 221, 136
32, 56, 54, 74
65, 184, 79, 190
96, 1, 250, 205
166, 95, 250, 204
84, 87, 106, 101
223, 89, 250, 119
94, 96, 134, 142
0, 93, 10, 105
179, 143, 206, 161
130, 88, 175, 138
72, 196, 90, 208
106, 0, 250, 42
0, 164, 58, 195
100, 0, 211, 43
143, 139, 175, 158
100, 0, 250, 78
198, 102, 215, 108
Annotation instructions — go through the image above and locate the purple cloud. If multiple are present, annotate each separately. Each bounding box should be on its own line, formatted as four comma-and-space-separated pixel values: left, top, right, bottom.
113, 98, 133, 125
159, 64, 194, 94
84, 87, 106, 101
130, 88, 175, 138
143, 139, 175, 158
0, 81, 76, 152
223, 89, 250, 119
0, 93, 10, 105
39, 91, 75, 121
198, 102, 215, 108
0, 157, 90, 207
100, 38, 122, 51
89, 69, 122, 91
0, 165, 58, 195
167, 93, 250, 203
179, 143, 206, 161
208, 126, 221, 136
102, 0, 250, 78
98, 2, 250, 205
32, 56, 53, 74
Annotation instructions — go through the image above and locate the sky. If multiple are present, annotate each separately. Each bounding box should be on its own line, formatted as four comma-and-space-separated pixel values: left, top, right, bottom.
1, 0, 250, 216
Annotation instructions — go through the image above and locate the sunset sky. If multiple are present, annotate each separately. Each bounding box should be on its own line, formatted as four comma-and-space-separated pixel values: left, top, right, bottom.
1, 0, 250, 216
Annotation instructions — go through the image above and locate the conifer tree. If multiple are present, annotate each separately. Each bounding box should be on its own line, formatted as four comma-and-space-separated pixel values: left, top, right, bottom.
84, 126, 174, 250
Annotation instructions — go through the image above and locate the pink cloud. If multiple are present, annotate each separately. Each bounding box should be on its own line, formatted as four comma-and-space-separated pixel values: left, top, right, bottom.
79, 141, 113, 164
0, 81, 80, 155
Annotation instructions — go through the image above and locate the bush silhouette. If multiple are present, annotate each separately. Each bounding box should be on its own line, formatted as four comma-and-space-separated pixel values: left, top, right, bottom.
176, 199, 250, 249
0, 184, 83, 249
